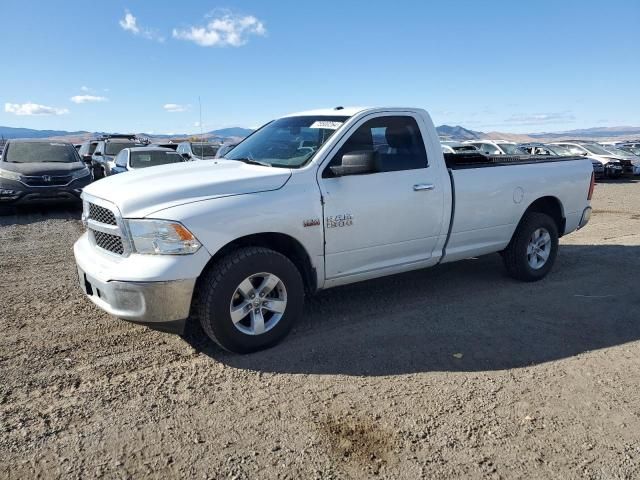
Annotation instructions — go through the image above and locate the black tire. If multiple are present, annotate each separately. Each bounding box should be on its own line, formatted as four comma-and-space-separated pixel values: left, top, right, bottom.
502, 212, 559, 282
196, 247, 304, 353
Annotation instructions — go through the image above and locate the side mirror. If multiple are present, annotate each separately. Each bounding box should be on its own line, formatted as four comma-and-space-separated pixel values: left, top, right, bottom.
181, 153, 191, 160
94, 151, 102, 156
330, 151, 378, 177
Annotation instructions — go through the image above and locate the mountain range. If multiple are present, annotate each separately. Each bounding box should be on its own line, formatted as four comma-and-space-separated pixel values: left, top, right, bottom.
1, 125, 639, 144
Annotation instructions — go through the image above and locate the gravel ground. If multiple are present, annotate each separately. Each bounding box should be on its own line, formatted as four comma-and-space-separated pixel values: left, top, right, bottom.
1, 180, 639, 479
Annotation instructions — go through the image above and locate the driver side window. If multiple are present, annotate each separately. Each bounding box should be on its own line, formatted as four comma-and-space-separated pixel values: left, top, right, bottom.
324, 116, 428, 177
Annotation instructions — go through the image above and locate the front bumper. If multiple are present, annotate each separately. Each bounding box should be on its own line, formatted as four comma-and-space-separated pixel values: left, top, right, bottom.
74, 232, 209, 325
77, 265, 196, 323
0, 177, 90, 205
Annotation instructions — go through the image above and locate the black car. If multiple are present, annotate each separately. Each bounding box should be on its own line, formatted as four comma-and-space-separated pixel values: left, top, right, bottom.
108, 147, 185, 175
0, 140, 92, 209
91, 134, 141, 179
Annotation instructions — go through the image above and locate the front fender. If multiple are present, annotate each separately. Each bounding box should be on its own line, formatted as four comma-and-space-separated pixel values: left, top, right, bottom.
151, 181, 325, 286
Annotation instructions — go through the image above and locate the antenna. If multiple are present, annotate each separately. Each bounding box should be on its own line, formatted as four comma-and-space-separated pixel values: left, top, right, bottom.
198, 96, 204, 144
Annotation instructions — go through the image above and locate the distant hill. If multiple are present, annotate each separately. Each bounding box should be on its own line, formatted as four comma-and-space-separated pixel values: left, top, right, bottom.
436, 125, 484, 140
529, 126, 640, 140
209, 127, 254, 137
0, 126, 88, 139
1, 124, 639, 144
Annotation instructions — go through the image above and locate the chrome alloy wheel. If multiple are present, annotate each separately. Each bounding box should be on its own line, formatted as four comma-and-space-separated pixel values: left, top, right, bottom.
526, 228, 551, 269
229, 272, 287, 335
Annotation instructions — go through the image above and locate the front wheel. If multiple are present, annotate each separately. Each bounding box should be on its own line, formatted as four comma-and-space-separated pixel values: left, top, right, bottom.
196, 247, 304, 353
502, 212, 559, 282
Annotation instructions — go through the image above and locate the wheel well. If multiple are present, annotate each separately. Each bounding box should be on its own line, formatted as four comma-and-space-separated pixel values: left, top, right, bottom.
524, 196, 565, 236
206, 233, 317, 294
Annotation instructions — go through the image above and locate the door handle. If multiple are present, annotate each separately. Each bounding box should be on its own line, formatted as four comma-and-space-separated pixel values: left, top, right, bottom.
413, 183, 435, 191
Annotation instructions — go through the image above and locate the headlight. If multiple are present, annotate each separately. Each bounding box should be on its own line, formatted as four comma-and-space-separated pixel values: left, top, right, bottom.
70, 168, 91, 180
0, 168, 22, 181
126, 219, 201, 255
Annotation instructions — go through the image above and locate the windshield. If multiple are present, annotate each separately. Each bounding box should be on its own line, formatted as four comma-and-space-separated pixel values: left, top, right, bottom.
5, 142, 78, 163
547, 145, 571, 156
583, 144, 613, 156
191, 143, 219, 158
497, 143, 526, 155
105, 142, 137, 155
130, 150, 183, 168
225, 115, 349, 168
603, 146, 635, 157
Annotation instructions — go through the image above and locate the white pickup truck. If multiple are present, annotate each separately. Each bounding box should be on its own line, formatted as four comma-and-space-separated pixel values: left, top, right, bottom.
74, 107, 594, 353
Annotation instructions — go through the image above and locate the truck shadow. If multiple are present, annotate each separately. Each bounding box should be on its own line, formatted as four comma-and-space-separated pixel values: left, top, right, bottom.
186, 243, 640, 376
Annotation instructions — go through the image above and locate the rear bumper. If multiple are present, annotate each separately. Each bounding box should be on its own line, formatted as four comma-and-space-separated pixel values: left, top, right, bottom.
578, 207, 592, 229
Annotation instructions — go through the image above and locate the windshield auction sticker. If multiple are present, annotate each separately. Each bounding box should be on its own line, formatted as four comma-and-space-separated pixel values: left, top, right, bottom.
309, 121, 343, 130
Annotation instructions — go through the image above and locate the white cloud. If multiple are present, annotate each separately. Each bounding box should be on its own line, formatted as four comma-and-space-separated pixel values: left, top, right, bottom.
80, 85, 90, 92
173, 11, 266, 47
5, 102, 69, 116
71, 95, 108, 104
163, 103, 190, 113
119, 10, 164, 42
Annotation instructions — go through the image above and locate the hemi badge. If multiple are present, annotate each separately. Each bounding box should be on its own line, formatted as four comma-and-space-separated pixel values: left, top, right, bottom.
303, 218, 321, 227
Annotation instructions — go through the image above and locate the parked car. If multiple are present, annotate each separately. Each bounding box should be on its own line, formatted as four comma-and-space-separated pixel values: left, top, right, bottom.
147, 142, 180, 151
176, 141, 220, 160
91, 134, 140, 179
108, 147, 185, 175
519, 142, 605, 177
550, 141, 627, 178
598, 144, 640, 175
0, 140, 91, 210
77, 140, 99, 170
616, 143, 640, 156
215, 142, 239, 158
440, 141, 479, 154
464, 140, 528, 155
74, 106, 594, 353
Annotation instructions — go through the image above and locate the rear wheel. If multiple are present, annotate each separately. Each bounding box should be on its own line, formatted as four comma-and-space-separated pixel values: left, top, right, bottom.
502, 212, 559, 282
196, 247, 304, 353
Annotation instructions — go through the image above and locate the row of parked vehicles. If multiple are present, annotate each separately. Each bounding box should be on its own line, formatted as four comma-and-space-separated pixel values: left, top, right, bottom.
75, 134, 239, 179
440, 139, 640, 178
0, 134, 236, 210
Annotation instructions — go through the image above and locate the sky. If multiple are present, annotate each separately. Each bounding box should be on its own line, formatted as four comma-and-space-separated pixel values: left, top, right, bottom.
0, 0, 638, 135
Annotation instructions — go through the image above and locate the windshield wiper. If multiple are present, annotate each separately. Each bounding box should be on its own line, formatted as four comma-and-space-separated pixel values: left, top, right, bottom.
230, 158, 272, 167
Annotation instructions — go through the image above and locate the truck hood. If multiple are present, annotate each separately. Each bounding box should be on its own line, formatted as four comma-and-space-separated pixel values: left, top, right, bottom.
84, 160, 292, 218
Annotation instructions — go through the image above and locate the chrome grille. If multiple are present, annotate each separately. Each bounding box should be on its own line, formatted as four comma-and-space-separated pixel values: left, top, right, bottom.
85, 198, 128, 256
23, 175, 72, 187
89, 203, 117, 225
93, 231, 124, 255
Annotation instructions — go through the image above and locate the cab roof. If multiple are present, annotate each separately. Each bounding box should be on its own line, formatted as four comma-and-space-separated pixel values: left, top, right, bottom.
281, 106, 369, 118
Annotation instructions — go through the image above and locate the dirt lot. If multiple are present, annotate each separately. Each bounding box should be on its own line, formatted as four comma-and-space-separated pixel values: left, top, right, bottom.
1, 180, 639, 479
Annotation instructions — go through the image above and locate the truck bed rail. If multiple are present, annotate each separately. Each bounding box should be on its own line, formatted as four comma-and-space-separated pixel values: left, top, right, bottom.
444, 152, 584, 170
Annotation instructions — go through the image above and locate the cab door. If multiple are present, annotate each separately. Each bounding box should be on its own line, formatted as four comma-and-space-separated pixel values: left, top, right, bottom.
318, 114, 446, 282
